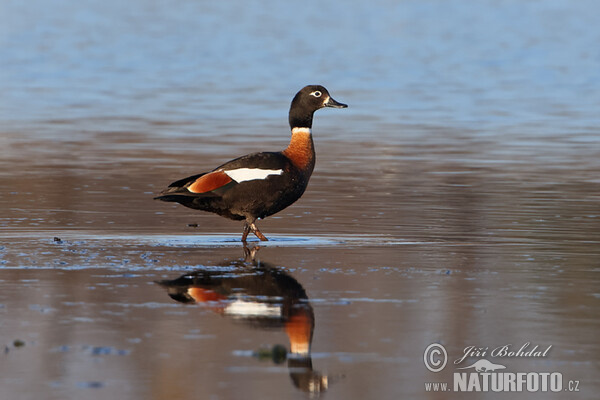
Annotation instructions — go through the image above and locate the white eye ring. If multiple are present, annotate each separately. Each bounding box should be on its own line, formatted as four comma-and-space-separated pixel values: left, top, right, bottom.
310, 91, 322, 98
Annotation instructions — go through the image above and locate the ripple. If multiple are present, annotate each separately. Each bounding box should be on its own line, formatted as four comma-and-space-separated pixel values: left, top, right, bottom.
0, 231, 433, 248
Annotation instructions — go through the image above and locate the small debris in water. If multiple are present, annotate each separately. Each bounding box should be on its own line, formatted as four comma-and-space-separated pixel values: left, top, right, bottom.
4, 340, 26, 354
253, 344, 287, 364
187, 223, 198, 227
53, 237, 63, 244
271, 344, 287, 364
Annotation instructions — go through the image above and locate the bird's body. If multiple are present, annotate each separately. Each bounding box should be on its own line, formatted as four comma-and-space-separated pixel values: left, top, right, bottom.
155, 85, 347, 241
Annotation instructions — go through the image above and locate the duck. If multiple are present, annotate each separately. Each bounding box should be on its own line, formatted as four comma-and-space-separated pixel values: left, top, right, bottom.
154, 85, 347, 241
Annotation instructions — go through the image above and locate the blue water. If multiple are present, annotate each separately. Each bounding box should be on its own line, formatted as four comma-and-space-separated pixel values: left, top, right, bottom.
2, 0, 600, 137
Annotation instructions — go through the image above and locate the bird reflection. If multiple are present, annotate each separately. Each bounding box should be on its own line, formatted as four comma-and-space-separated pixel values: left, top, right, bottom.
156, 246, 329, 395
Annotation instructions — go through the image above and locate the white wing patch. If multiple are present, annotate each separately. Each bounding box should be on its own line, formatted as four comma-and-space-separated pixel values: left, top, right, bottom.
224, 168, 283, 183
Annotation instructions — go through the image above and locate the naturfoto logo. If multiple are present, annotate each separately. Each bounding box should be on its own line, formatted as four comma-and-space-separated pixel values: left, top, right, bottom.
423, 343, 581, 393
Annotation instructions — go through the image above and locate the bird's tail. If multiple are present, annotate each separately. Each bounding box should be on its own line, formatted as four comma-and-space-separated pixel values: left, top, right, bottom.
154, 173, 210, 202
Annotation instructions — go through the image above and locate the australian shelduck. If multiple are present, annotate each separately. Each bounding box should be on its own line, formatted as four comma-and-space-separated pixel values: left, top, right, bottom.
154, 85, 347, 241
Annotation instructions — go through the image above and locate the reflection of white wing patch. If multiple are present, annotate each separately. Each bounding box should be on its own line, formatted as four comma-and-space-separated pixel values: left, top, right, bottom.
224, 300, 282, 318
225, 168, 283, 183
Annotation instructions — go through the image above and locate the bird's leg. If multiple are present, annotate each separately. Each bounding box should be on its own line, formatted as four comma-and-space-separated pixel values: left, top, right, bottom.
241, 222, 251, 242
250, 222, 268, 241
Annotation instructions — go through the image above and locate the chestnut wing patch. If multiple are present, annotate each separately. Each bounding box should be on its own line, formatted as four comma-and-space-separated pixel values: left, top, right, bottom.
187, 170, 233, 193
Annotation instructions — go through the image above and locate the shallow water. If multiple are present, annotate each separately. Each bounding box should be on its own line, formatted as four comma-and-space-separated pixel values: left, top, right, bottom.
1, 0, 600, 399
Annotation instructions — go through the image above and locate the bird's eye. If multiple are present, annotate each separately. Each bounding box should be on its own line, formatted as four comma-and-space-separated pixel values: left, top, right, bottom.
310, 91, 322, 98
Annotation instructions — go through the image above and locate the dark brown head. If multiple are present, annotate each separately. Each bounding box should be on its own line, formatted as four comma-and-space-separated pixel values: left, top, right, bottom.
288, 85, 347, 129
